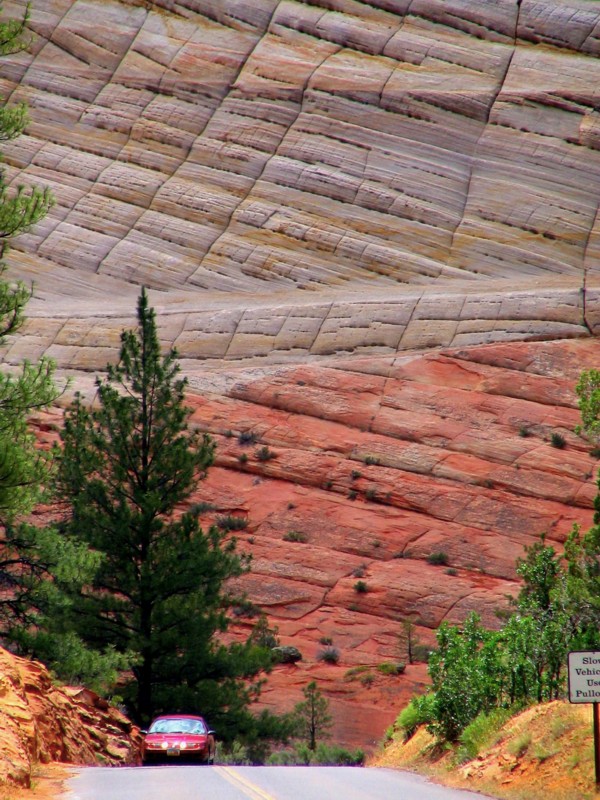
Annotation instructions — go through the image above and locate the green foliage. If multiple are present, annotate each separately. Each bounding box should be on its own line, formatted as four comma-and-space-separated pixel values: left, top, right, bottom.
427, 551, 449, 566
283, 529, 308, 543
550, 432, 566, 449
397, 693, 436, 740
25, 291, 272, 731
292, 681, 332, 750
428, 614, 503, 742
353, 580, 368, 593
249, 614, 279, 650
575, 368, 600, 443
238, 430, 259, 446
255, 445, 275, 461
458, 707, 512, 762
377, 661, 405, 675
363, 455, 380, 466
0, 4, 58, 628
267, 742, 364, 767
216, 515, 248, 531
312, 743, 364, 766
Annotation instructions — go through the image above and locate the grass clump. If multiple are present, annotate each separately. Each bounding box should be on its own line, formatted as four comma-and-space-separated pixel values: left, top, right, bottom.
353, 580, 368, 593
216, 515, 248, 531
508, 732, 532, 758
550, 432, 566, 449
317, 646, 340, 664
457, 707, 512, 762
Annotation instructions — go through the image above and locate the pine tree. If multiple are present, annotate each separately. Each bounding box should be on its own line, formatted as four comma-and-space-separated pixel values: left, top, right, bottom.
292, 681, 332, 751
38, 289, 270, 727
0, 3, 57, 621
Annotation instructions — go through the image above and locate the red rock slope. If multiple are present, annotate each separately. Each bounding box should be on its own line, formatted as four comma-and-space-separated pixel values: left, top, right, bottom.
161, 336, 599, 751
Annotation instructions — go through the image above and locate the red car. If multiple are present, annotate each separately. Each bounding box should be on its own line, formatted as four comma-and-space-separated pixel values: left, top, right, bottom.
141, 714, 216, 765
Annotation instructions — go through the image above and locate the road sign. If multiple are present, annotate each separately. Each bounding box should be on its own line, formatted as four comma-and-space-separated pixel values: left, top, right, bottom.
568, 651, 600, 703
568, 651, 600, 788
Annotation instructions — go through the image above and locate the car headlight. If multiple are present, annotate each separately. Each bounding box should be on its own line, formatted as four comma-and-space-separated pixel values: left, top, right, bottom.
180, 742, 187, 750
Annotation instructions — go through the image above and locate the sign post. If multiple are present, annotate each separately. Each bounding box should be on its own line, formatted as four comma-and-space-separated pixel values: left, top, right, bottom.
568, 651, 600, 787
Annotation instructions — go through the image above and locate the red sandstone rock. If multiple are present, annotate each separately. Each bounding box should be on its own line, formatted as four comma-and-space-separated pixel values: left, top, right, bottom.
0, 648, 139, 788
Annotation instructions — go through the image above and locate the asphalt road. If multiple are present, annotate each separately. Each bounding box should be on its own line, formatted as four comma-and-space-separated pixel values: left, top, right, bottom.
61, 765, 497, 800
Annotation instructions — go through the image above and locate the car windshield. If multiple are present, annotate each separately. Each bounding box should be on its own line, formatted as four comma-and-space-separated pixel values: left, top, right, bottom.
149, 718, 206, 734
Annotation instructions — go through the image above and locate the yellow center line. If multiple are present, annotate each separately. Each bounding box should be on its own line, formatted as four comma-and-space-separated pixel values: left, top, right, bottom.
213, 766, 278, 800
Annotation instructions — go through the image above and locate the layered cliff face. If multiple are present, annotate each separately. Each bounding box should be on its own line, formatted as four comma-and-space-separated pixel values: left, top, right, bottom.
1, 0, 600, 369
1, 0, 600, 757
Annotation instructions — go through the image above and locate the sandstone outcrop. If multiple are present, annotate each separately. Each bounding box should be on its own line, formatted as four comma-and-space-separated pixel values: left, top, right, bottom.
0, 0, 599, 371
0, 647, 139, 789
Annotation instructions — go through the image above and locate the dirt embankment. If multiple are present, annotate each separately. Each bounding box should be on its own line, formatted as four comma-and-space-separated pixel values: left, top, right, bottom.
374, 700, 596, 800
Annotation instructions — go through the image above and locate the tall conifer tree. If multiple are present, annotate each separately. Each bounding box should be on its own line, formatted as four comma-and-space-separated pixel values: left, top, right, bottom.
46, 290, 267, 727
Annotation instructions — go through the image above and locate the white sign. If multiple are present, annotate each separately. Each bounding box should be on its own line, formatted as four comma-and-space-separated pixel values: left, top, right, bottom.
568, 651, 600, 703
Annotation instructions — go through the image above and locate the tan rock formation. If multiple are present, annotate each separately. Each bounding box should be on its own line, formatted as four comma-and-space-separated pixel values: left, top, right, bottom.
0, 0, 599, 372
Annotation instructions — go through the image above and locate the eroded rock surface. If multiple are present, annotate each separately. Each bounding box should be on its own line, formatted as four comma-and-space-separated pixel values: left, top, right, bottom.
0, 0, 599, 369
0, 647, 139, 788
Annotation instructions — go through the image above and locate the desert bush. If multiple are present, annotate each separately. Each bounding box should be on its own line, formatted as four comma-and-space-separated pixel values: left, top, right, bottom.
550, 431, 566, 448
256, 445, 276, 461
216, 515, 248, 531
377, 661, 405, 676
353, 580, 368, 593
427, 551, 449, 566
238, 430, 259, 446
317, 646, 340, 664
283, 530, 308, 543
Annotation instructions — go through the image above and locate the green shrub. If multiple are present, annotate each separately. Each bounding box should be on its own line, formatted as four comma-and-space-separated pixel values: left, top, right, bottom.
283, 530, 308, 543
353, 580, 368, 593
238, 430, 259, 446
365, 488, 377, 501
189, 502, 216, 515
427, 551, 449, 566
398, 693, 436, 740
377, 661, 405, 676
238, 453, 248, 464
256, 445, 276, 461
344, 665, 371, 681
550, 432, 566, 449
216, 515, 248, 531
319, 636, 333, 646
351, 470, 362, 480
313, 743, 365, 766
518, 426, 531, 438
219, 740, 251, 765
364, 456, 380, 466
